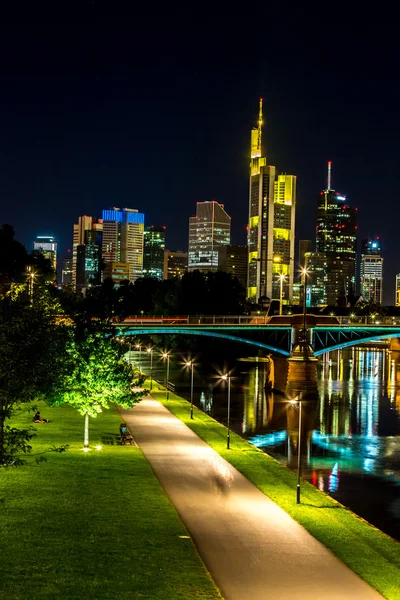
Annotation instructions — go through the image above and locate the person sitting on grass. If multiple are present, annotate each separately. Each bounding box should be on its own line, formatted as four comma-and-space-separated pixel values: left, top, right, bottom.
33, 411, 49, 423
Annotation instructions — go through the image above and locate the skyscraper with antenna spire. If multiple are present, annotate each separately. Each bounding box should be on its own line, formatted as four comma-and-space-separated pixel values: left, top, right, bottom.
311, 162, 357, 305
247, 100, 296, 305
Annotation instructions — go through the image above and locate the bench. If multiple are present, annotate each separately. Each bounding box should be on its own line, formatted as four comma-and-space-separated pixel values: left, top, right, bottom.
120, 423, 135, 446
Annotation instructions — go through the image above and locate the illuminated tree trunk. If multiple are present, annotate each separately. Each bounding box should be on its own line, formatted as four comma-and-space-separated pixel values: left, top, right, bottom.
84, 412, 89, 448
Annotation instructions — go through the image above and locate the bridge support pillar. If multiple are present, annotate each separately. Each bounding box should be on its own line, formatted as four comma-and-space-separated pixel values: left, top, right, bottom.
286, 342, 319, 400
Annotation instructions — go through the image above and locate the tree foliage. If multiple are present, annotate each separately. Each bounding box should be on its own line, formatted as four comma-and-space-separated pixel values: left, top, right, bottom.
0, 294, 69, 465
0, 224, 56, 299
54, 270, 246, 322
50, 324, 144, 447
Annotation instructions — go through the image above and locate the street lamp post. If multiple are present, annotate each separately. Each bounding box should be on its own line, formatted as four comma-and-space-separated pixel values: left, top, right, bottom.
301, 267, 309, 342
162, 352, 170, 400
146, 347, 153, 390
279, 273, 286, 316
185, 360, 195, 419
27, 267, 35, 304
221, 374, 231, 449
290, 396, 302, 504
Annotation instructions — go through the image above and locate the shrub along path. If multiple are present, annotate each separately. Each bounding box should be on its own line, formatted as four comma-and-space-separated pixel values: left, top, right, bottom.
0, 402, 220, 600
141, 384, 400, 600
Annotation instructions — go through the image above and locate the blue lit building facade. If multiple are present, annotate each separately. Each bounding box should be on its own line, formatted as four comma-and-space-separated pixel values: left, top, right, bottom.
102, 207, 144, 283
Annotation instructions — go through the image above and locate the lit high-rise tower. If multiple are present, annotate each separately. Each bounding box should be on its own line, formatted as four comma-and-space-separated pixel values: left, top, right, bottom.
188, 201, 231, 272
143, 226, 166, 280
247, 100, 296, 304
315, 162, 357, 305
102, 207, 144, 283
72, 216, 103, 289
360, 238, 383, 304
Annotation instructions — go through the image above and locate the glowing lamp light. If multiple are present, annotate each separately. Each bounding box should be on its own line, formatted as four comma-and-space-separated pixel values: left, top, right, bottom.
95, 445, 103, 451
82, 447, 90, 453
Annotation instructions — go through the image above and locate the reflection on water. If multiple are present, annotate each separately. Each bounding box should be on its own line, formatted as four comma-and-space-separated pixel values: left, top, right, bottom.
243, 347, 400, 541
136, 346, 400, 540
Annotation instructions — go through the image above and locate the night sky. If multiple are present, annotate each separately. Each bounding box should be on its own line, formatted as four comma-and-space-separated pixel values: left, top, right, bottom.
1, 15, 399, 303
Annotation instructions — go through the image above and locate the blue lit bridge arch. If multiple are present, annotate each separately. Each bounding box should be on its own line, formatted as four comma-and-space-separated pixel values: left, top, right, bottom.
114, 320, 400, 356
313, 327, 400, 356
115, 326, 292, 356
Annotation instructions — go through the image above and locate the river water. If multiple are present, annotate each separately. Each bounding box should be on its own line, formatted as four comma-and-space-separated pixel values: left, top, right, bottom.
132, 345, 400, 541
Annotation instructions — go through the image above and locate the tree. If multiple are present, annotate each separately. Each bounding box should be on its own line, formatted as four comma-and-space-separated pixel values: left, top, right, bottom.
0, 294, 68, 465
51, 326, 144, 448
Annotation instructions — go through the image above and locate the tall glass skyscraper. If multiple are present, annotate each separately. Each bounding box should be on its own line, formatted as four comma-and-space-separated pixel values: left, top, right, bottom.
188, 201, 231, 271
360, 238, 383, 304
76, 228, 103, 292
143, 226, 166, 280
102, 208, 144, 283
72, 216, 103, 290
247, 100, 296, 304
315, 163, 357, 305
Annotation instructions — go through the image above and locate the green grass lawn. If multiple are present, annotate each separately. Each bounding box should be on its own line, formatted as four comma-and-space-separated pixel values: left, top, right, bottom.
0, 402, 221, 600
149, 383, 400, 600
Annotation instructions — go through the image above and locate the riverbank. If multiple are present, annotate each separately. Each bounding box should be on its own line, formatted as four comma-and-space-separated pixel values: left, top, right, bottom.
149, 382, 400, 600
0, 402, 220, 600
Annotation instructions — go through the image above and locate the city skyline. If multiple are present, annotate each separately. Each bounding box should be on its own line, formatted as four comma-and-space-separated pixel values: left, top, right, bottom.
1, 22, 399, 302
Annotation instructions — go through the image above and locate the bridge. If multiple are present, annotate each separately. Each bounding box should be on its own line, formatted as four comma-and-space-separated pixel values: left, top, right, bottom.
114, 315, 400, 357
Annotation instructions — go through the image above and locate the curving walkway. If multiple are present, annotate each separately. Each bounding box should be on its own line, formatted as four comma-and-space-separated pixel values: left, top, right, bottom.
120, 398, 383, 600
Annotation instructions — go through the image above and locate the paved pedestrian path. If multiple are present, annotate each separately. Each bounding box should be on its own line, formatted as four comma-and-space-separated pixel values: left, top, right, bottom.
120, 398, 383, 600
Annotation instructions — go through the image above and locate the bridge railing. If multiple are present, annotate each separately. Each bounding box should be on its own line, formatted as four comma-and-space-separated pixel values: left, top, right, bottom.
335, 316, 400, 326
117, 315, 400, 327
120, 315, 271, 326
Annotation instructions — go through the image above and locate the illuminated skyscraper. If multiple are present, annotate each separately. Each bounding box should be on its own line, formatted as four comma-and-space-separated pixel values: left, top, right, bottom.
163, 250, 187, 279
33, 235, 58, 271
360, 238, 383, 304
218, 245, 248, 289
315, 163, 357, 305
72, 216, 103, 289
304, 251, 328, 306
271, 174, 296, 303
396, 274, 400, 306
61, 253, 73, 289
102, 208, 144, 283
76, 228, 103, 292
188, 201, 231, 271
247, 100, 296, 303
143, 226, 166, 280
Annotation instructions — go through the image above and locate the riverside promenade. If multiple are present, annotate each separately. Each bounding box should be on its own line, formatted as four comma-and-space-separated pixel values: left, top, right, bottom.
120, 398, 383, 600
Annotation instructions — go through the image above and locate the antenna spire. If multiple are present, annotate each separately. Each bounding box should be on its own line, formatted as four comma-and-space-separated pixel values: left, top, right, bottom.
258, 98, 263, 154
327, 161, 332, 191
